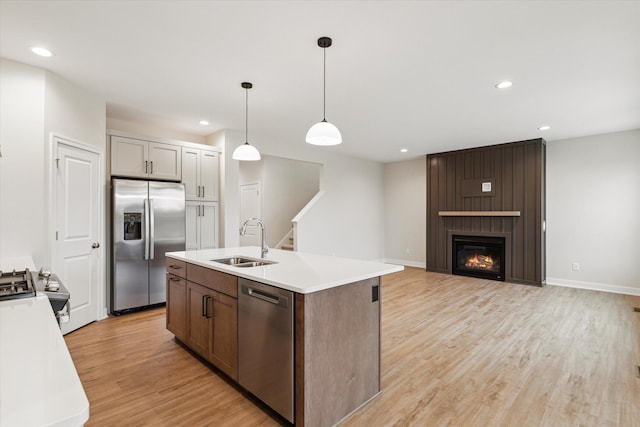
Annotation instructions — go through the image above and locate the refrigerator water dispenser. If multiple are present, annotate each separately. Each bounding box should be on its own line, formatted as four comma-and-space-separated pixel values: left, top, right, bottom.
124, 213, 142, 240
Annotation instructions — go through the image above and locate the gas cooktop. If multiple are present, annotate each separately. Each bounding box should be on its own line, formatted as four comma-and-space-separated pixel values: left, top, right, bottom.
0, 269, 36, 301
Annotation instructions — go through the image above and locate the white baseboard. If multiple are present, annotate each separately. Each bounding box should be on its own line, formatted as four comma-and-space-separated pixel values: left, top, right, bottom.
546, 277, 640, 296
384, 258, 426, 269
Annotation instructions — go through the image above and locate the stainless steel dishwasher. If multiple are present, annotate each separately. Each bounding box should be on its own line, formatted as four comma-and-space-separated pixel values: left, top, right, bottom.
238, 278, 294, 423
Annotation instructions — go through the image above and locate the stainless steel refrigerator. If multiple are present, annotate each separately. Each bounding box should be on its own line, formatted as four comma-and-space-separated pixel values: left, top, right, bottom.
111, 178, 185, 313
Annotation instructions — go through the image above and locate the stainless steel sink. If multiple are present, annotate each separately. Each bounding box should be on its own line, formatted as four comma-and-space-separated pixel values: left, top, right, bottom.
212, 257, 254, 265
235, 261, 274, 268
211, 256, 278, 268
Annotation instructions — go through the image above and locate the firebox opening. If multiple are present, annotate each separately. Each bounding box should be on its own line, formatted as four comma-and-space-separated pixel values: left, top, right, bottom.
452, 235, 505, 281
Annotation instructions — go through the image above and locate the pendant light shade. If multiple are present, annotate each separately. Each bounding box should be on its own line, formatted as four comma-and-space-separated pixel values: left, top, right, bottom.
232, 142, 260, 161
306, 37, 342, 146
305, 120, 342, 146
232, 82, 261, 161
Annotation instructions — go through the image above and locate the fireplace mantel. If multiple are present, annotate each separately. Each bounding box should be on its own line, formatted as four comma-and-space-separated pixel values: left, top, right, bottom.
438, 211, 520, 217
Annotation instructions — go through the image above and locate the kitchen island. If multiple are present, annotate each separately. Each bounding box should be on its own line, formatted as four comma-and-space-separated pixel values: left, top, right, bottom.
166, 247, 403, 427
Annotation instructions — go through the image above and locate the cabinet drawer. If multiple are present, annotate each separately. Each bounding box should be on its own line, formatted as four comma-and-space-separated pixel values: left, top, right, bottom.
186, 263, 238, 298
166, 258, 187, 278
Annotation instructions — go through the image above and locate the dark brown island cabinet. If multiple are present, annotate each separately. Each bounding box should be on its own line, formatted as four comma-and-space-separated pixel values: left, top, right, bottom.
166, 258, 238, 379
165, 257, 381, 427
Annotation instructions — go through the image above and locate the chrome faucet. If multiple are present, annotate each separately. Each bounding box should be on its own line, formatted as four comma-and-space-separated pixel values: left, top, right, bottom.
240, 218, 268, 258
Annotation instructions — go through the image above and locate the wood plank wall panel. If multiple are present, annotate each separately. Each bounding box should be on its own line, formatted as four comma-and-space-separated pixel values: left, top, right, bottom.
426, 139, 546, 285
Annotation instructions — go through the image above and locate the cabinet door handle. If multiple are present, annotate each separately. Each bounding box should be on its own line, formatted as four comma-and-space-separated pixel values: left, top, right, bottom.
145, 160, 148, 174
150, 161, 153, 174
168, 277, 181, 282
202, 295, 207, 317
201, 205, 205, 217
202, 186, 205, 198
169, 265, 182, 270
204, 295, 212, 318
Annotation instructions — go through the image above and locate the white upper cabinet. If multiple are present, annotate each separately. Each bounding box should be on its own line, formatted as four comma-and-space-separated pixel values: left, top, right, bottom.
199, 151, 219, 201
111, 136, 148, 177
111, 136, 181, 181
148, 142, 182, 181
182, 147, 219, 201
182, 148, 199, 199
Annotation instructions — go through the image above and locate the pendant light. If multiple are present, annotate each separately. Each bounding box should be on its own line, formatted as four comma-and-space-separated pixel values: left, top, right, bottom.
306, 37, 342, 146
232, 82, 261, 161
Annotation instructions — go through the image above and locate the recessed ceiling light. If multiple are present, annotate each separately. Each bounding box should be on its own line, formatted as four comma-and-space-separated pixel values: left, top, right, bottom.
538, 125, 551, 131
199, 120, 210, 126
400, 148, 408, 153
495, 81, 512, 89
31, 47, 53, 57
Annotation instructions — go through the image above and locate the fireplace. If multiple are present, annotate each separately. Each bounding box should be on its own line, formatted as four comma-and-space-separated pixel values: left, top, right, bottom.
452, 235, 505, 281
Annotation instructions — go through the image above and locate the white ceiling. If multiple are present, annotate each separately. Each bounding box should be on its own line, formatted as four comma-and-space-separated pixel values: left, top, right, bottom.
1, 0, 639, 163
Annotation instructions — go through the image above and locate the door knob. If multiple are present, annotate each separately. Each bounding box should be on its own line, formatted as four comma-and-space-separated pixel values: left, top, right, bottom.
92, 242, 100, 249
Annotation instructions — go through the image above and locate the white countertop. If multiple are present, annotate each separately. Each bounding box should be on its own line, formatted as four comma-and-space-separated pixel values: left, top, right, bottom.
166, 247, 404, 294
0, 294, 89, 427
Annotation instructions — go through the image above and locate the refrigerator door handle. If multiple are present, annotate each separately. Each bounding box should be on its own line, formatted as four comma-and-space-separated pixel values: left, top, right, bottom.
144, 198, 150, 260
149, 198, 155, 260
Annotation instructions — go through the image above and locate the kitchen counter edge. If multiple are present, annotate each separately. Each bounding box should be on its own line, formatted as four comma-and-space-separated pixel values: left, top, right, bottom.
166, 247, 403, 294
0, 294, 90, 427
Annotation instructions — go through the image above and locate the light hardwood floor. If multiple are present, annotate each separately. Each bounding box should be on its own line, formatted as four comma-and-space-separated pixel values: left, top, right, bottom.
65, 268, 640, 426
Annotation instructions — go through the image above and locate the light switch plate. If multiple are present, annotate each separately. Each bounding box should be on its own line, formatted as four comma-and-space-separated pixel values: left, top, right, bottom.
482, 182, 492, 192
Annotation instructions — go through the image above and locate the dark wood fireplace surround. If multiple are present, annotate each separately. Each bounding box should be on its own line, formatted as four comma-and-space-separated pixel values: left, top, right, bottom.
426, 138, 546, 286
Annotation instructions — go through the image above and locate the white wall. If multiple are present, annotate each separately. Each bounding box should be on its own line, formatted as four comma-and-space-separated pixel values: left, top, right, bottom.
546, 129, 640, 294
46, 73, 106, 150
208, 130, 242, 248
106, 117, 206, 145
0, 58, 106, 268
383, 157, 426, 267
294, 154, 385, 260
0, 59, 46, 265
240, 155, 320, 247
220, 132, 386, 260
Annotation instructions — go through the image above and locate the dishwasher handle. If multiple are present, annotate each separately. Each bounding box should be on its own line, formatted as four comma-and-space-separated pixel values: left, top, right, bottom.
242, 284, 289, 308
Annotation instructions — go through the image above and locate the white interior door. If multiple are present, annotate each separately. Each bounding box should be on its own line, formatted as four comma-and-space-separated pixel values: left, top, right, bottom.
54, 141, 101, 334
240, 183, 261, 247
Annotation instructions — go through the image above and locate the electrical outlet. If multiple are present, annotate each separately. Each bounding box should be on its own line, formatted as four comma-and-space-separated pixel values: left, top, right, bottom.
572, 262, 580, 271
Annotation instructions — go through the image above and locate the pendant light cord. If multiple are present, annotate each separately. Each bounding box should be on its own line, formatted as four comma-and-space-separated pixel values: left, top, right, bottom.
245, 86, 249, 143
323, 47, 326, 121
